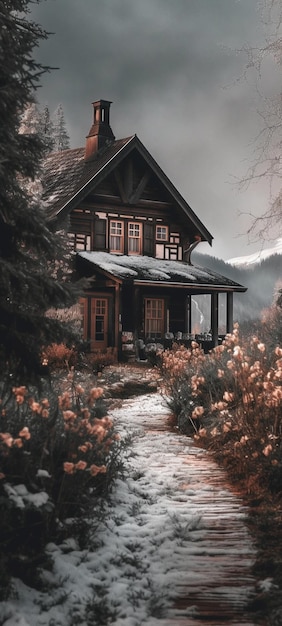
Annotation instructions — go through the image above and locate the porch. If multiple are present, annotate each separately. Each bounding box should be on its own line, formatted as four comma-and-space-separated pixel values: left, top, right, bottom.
77, 252, 246, 361
121, 330, 225, 361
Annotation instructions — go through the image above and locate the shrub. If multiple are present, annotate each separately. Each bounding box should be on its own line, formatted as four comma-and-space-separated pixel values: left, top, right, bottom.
0, 377, 123, 591
80, 348, 117, 373
160, 325, 282, 496
41, 342, 78, 369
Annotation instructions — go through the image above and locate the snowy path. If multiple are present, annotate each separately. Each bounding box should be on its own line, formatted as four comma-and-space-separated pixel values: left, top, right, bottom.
111, 392, 260, 626
1, 390, 263, 626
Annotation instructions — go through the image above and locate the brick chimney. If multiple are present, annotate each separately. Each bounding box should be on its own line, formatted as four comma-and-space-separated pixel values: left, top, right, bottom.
85, 99, 115, 159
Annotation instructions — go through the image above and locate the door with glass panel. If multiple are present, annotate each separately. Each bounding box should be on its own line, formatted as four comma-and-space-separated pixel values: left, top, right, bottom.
144, 298, 165, 338
90, 298, 108, 350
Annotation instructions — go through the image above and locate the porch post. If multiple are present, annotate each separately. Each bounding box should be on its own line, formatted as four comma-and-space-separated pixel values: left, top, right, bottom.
133, 287, 141, 335
115, 283, 121, 358
211, 292, 219, 346
186, 295, 192, 333
226, 292, 233, 334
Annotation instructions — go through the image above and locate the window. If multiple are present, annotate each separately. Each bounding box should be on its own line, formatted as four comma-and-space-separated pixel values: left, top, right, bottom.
155, 228, 182, 259
170, 232, 180, 244
156, 225, 168, 241
68, 233, 91, 251
128, 222, 142, 255
145, 298, 165, 337
110, 220, 124, 253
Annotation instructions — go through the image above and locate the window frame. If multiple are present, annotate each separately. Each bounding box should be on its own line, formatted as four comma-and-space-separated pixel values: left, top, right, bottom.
128, 221, 142, 255
109, 220, 124, 253
68, 232, 91, 251
156, 225, 169, 242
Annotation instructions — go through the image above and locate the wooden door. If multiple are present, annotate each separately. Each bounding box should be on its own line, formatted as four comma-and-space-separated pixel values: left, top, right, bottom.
90, 298, 108, 350
144, 298, 165, 338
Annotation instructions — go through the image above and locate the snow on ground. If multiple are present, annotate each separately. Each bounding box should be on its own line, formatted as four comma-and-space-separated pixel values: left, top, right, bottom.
0, 393, 257, 626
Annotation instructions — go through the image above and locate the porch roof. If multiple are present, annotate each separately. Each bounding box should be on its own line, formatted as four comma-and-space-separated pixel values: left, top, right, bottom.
78, 251, 246, 292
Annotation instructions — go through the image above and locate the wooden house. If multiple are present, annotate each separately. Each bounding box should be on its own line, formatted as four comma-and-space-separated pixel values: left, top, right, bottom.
43, 99, 246, 359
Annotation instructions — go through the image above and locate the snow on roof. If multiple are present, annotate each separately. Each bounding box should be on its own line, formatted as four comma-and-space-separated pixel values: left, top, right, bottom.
79, 251, 246, 290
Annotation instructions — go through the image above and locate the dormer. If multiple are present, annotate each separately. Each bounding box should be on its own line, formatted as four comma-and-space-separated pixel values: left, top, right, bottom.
85, 99, 115, 159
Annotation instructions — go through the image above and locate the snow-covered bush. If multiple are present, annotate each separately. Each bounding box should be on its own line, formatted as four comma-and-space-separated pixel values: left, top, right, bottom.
0, 378, 123, 593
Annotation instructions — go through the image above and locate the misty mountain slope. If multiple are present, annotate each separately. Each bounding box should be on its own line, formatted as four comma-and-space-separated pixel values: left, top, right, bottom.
228, 238, 282, 267
192, 252, 282, 322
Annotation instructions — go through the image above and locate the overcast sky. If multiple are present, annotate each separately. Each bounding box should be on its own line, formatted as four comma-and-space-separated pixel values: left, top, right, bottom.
31, 0, 279, 260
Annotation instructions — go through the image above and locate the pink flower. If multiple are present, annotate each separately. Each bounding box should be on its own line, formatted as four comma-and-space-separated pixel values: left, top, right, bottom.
1, 433, 13, 447
89, 387, 104, 401
13, 438, 23, 448
19, 426, 31, 440
223, 391, 234, 402
262, 444, 272, 457
63, 462, 75, 474
63, 410, 76, 421
192, 406, 204, 419
75, 460, 87, 471
89, 464, 107, 476
257, 343, 265, 353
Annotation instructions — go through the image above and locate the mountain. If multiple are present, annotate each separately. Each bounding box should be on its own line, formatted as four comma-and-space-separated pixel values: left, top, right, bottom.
228, 238, 282, 268
192, 249, 282, 324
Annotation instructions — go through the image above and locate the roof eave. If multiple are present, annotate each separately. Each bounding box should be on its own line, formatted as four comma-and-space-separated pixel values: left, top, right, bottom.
133, 280, 247, 291
133, 136, 214, 246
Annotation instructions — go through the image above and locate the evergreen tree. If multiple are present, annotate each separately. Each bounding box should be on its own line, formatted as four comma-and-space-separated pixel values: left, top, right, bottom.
53, 103, 70, 151
20, 103, 55, 154
0, 0, 79, 380
39, 104, 55, 153
19, 101, 41, 135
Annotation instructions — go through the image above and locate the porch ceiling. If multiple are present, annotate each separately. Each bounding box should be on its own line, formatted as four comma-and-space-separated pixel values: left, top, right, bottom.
78, 252, 247, 292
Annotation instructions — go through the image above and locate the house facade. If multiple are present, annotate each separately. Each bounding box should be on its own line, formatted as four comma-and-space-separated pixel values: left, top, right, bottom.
43, 99, 246, 359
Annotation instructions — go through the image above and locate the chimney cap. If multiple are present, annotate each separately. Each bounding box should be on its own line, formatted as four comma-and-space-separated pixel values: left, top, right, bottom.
92, 99, 112, 106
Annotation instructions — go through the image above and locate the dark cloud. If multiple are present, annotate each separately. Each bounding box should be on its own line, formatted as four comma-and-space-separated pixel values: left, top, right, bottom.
31, 0, 276, 259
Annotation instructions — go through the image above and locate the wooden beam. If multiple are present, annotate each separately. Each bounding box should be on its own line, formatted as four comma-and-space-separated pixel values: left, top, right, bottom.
226, 292, 233, 334
81, 196, 172, 211
115, 283, 121, 356
124, 159, 133, 201
211, 292, 219, 346
186, 295, 192, 333
114, 169, 128, 203
129, 170, 151, 204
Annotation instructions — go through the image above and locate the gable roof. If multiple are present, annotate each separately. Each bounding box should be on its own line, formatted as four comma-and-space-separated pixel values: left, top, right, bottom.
42, 135, 213, 245
42, 136, 133, 219
78, 252, 247, 292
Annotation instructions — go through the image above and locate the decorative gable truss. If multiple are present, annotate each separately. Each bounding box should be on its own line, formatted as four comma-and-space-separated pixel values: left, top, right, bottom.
67, 148, 206, 262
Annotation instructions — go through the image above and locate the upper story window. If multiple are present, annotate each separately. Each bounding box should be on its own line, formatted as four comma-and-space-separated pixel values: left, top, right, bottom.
110, 220, 124, 253
68, 233, 91, 251
128, 222, 142, 255
156, 225, 169, 241
155, 227, 182, 260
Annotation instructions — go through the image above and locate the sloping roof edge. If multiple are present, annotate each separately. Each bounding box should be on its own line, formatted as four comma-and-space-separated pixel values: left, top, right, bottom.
52, 136, 135, 219
49, 135, 213, 245
132, 136, 213, 245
